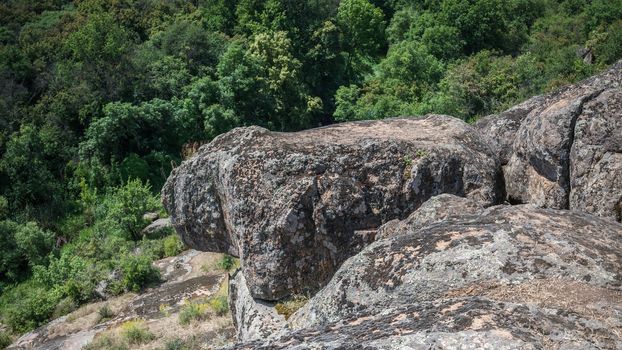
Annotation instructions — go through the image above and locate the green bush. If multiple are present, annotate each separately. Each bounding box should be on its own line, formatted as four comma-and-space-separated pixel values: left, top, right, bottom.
0, 331, 13, 349
100, 179, 161, 241
0, 281, 60, 333
217, 255, 235, 271
117, 254, 160, 293
178, 303, 208, 326
208, 296, 229, 316
163, 235, 185, 257
98, 304, 114, 322
164, 338, 187, 350
52, 297, 77, 319
120, 320, 155, 345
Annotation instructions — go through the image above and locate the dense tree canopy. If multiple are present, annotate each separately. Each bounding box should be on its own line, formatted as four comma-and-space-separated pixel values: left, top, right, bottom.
1, 0, 621, 337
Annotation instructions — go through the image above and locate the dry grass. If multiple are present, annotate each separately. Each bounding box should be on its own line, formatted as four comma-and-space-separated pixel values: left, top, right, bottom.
275, 294, 309, 320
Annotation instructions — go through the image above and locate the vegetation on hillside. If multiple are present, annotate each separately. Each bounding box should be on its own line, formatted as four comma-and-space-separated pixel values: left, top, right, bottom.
1, 0, 621, 339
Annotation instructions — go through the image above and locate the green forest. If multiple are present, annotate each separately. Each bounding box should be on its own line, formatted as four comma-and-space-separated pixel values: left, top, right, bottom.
0, 0, 621, 343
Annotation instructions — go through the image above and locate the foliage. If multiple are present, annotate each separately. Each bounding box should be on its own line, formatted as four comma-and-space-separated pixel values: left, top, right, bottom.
178, 302, 209, 326
178, 295, 229, 325
217, 255, 235, 271
98, 304, 114, 322
100, 179, 160, 241
120, 319, 155, 345
208, 296, 229, 316
163, 235, 185, 257
0, 331, 12, 349
115, 254, 160, 293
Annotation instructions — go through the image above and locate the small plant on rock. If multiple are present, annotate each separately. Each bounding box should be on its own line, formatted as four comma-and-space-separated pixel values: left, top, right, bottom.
217, 255, 235, 271
120, 319, 155, 345
0, 331, 13, 349
84, 334, 129, 350
178, 302, 209, 326
275, 294, 309, 320
208, 296, 229, 316
98, 304, 114, 322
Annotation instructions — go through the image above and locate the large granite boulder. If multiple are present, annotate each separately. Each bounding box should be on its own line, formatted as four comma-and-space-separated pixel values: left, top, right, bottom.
290, 203, 622, 329
569, 89, 622, 222
476, 60, 622, 220
228, 197, 622, 349
162, 115, 502, 300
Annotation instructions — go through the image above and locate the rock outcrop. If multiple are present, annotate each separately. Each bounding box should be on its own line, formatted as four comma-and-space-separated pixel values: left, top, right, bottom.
160, 61, 622, 349
228, 272, 286, 342
290, 203, 622, 329
229, 199, 622, 349
230, 297, 621, 349
569, 89, 622, 222
163, 115, 502, 300
476, 61, 622, 220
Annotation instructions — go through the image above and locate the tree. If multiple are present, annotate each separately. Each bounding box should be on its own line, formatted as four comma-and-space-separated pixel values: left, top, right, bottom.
14, 222, 55, 267
337, 0, 386, 56
104, 179, 160, 241
337, 0, 387, 82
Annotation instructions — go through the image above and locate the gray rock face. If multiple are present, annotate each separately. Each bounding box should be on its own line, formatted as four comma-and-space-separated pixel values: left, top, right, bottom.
476, 60, 622, 167
290, 203, 622, 329
376, 194, 483, 240
230, 296, 622, 350
141, 217, 173, 238
228, 271, 286, 342
163, 115, 502, 300
476, 60, 622, 220
570, 89, 622, 222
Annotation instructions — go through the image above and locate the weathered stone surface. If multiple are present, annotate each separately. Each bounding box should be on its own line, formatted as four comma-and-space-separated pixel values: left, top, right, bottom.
230, 296, 622, 350
376, 194, 483, 240
229, 271, 286, 342
478, 60, 622, 216
290, 204, 622, 329
143, 211, 160, 223
224, 200, 622, 348
163, 115, 502, 300
570, 89, 622, 222
475, 95, 547, 165
141, 217, 173, 238
476, 60, 622, 167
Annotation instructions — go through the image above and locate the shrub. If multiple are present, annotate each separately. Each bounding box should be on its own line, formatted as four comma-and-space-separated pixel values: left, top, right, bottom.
14, 222, 55, 267
0, 281, 60, 333
0, 331, 12, 349
32, 253, 96, 303
0, 196, 8, 220
84, 334, 129, 350
101, 179, 161, 241
98, 304, 114, 322
163, 234, 185, 257
52, 297, 77, 319
120, 320, 155, 345
178, 303, 209, 325
164, 338, 187, 350
217, 255, 235, 271
117, 254, 160, 293
208, 296, 229, 316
